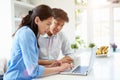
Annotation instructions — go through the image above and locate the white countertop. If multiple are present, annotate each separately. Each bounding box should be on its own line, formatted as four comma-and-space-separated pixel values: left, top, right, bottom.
34, 52, 120, 80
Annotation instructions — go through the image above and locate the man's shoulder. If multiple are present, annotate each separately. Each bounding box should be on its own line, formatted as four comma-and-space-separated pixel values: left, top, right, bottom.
57, 32, 65, 37
57, 32, 67, 41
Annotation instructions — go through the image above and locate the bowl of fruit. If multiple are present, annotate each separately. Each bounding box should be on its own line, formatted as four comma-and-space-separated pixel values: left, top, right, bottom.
96, 46, 109, 57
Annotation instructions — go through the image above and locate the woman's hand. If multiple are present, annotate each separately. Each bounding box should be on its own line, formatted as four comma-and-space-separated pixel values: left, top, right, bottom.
43, 62, 73, 76
59, 63, 73, 72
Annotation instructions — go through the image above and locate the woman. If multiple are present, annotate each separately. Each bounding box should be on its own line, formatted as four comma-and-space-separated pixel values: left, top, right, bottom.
3, 4, 72, 80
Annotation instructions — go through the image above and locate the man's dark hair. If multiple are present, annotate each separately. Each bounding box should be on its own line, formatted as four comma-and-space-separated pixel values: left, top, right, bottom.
52, 8, 69, 22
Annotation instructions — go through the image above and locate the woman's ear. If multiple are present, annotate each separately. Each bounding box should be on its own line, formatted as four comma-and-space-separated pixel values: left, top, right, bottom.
35, 16, 40, 24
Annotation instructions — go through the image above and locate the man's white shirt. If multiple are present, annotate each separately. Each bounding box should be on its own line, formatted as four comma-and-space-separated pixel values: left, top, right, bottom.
38, 32, 74, 60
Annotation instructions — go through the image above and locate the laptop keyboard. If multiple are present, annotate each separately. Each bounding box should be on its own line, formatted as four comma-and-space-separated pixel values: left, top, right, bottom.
64, 68, 72, 72
72, 66, 88, 73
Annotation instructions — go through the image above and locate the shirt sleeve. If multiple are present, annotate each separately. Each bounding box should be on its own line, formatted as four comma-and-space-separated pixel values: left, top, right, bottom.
61, 32, 74, 59
18, 28, 45, 78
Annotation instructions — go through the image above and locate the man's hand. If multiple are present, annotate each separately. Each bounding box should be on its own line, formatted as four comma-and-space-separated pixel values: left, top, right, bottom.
49, 60, 62, 67
60, 56, 73, 64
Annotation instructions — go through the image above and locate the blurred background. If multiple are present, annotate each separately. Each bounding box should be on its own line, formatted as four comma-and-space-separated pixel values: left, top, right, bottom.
0, 0, 120, 58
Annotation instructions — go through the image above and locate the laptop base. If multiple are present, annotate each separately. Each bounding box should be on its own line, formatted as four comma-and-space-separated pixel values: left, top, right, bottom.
60, 66, 88, 76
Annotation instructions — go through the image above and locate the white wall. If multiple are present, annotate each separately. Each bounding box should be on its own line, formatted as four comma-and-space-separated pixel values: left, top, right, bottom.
31, 0, 76, 43
0, 0, 12, 58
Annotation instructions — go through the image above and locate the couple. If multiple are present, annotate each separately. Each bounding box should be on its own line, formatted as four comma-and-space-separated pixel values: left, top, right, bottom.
4, 4, 74, 80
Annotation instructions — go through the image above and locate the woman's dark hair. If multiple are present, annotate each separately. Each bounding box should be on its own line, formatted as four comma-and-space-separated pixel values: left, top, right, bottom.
52, 8, 69, 22
12, 4, 53, 37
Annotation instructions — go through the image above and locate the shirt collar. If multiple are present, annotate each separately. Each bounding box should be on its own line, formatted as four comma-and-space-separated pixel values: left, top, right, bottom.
40, 33, 57, 38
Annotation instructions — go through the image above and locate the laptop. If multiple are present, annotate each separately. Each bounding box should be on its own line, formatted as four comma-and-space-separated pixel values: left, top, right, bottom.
60, 48, 96, 76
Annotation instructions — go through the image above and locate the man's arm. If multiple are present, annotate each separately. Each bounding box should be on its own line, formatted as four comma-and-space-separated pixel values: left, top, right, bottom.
38, 59, 55, 65
59, 56, 73, 64
60, 32, 74, 63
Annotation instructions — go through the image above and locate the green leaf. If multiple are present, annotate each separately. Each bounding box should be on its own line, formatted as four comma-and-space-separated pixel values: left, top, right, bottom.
88, 43, 95, 48
71, 43, 78, 49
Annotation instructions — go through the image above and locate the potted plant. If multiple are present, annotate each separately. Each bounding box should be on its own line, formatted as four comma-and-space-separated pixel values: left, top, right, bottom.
71, 43, 79, 53
110, 43, 117, 52
75, 36, 86, 48
71, 43, 79, 49
88, 43, 96, 54
88, 43, 95, 48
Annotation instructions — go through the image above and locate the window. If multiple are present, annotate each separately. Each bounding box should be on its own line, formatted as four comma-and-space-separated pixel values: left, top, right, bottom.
75, 0, 87, 47
93, 8, 110, 46
114, 7, 120, 48
75, 0, 120, 48
75, 9, 87, 45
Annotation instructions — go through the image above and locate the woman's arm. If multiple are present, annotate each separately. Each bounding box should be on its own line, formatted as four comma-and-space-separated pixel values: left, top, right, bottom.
43, 63, 72, 76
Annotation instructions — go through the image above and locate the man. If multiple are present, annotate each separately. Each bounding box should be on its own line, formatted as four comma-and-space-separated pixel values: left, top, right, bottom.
38, 8, 74, 65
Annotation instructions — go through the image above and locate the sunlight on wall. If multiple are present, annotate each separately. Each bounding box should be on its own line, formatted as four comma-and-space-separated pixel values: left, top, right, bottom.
91, 0, 110, 5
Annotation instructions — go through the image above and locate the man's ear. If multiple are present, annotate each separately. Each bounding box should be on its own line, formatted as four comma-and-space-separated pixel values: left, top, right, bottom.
35, 16, 40, 24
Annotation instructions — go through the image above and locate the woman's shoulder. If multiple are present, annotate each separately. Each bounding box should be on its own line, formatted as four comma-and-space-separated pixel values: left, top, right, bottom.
18, 26, 31, 32
17, 26, 33, 35
15, 26, 35, 39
